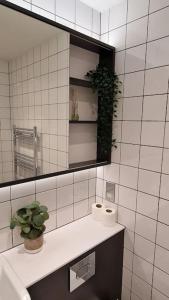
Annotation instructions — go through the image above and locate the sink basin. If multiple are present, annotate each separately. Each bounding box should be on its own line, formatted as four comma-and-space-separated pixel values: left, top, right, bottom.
0, 255, 31, 300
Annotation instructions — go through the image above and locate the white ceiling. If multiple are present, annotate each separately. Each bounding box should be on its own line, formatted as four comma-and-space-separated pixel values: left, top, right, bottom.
80, 0, 122, 12
0, 5, 64, 61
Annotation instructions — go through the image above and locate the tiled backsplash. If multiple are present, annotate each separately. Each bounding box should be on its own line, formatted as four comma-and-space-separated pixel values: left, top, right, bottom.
100, 1, 169, 299
0, 168, 96, 252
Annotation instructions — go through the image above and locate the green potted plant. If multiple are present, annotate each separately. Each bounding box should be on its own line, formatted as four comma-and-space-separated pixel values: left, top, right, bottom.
86, 64, 122, 160
10, 201, 49, 254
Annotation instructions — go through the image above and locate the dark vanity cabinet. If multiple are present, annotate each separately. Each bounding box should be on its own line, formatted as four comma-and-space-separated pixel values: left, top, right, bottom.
28, 230, 124, 300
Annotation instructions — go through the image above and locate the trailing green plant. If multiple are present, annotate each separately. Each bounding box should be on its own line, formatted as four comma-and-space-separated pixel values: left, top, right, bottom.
10, 201, 49, 240
86, 64, 122, 159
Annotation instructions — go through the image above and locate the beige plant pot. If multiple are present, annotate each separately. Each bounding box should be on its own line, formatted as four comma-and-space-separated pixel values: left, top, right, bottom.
24, 235, 44, 254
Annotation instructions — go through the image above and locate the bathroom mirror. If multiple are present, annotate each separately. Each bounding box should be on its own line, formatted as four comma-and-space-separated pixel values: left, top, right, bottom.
0, 2, 114, 186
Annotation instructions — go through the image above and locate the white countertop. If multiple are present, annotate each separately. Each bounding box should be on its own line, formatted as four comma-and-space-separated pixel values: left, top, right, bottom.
2, 215, 124, 288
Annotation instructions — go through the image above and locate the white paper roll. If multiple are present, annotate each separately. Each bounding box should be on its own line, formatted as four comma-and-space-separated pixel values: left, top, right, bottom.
92, 203, 105, 221
102, 208, 116, 227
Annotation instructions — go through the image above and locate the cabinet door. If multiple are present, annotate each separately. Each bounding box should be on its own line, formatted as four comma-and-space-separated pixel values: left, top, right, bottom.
28, 231, 124, 300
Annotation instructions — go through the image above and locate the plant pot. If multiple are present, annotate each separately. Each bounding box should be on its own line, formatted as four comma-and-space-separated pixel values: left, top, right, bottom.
24, 235, 44, 254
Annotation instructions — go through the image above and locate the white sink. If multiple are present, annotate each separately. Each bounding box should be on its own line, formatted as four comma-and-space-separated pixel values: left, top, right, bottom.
0, 255, 31, 300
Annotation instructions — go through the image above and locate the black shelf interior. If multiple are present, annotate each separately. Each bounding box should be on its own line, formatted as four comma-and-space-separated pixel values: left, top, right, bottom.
69, 120, 97, 124
70, 77, 91, 88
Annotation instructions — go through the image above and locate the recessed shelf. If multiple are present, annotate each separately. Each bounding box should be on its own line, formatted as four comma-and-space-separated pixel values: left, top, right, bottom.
69, 120, 97, 124
70, 77, 91, 88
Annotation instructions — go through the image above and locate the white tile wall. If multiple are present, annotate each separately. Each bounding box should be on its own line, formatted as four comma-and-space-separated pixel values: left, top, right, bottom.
6, 0, 100, 39
0, 168, 96, 251
100, 2, 169, 299
2, 1, 169, 299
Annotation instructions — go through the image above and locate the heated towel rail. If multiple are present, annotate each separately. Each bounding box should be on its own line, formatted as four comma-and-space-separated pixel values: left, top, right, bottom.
13, 126, 38, 179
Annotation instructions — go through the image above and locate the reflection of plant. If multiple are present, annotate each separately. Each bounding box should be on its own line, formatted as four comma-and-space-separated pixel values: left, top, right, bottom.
86, 64, 122, 159
10, 201, 49, 240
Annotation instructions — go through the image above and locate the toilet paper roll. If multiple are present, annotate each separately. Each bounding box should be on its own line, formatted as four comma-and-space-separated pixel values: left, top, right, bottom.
92, 203, 105, 221
102, 208, 116, 227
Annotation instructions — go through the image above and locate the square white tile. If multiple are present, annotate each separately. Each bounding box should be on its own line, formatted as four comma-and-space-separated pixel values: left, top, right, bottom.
120, 165, 138, 189
148, 7, 169, 41
158, 198, 169, 225
11, 182, 35, 199
104, 164, 120, 184
146, 36, 169, 68
126, 16, 148, 48
123, 97, 143, 121
133, 255, 153, 285
125, 44, 146, 73
32, 0, 55, 13
118, 206, 135, 231
74, 199, 89, 220
36, 177, 56, 193
57, 185, 73, 208
142, 95, 167, 121
36, 189, 57, 211
162, 149, 169, 174
101, 10, 109, 34
121, 143, 140, 167
0, 227, 12, 253
138, 169, 160, 196
119, 186, 137, 211
155, 245, 169, 274
109, 26, 127, 51
134, 234, 155, 263
127, 0, 149, 21
164, 122, 169, 148
139, 146, 163, 172
156, 222, 169, 250
160, 174, 169, 200
153, 267, 169, 297
57, 205, 73, 227
76, 1, 92, 31
55, 0, 75, 23
74, 180, 88, 203
137, 192, 158, 220
149, 0, 169, 13
109, 0, 127, 30
124, 71, 144, 97
132, 274, 152, 300
0, 201, 11, 229
144, 66, 169, 95
0, 187, 10, 202
135, 213, 157, 242
122, 121, 141, 144
152, 288, 169, 300
141, 122, 165, 147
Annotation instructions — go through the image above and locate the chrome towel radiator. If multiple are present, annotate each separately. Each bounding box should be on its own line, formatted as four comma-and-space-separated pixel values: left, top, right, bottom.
13, 126, 38, 179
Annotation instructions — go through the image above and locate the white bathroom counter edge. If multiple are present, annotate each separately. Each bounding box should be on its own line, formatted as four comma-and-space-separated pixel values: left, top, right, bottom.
2, 215, 125, 288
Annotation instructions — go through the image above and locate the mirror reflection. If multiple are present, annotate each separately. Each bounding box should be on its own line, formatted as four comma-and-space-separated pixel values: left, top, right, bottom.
0, 5, 99, 184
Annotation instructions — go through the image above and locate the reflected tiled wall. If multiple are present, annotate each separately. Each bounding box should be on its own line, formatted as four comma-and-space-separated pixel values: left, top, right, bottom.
9, 32, 69, 175
0, 168, 96, 252
99, 1, 169, 299
0, 60, 13, 182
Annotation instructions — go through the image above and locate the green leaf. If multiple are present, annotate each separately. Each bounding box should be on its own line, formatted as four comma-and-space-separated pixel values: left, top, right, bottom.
22, 226, 31, 234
